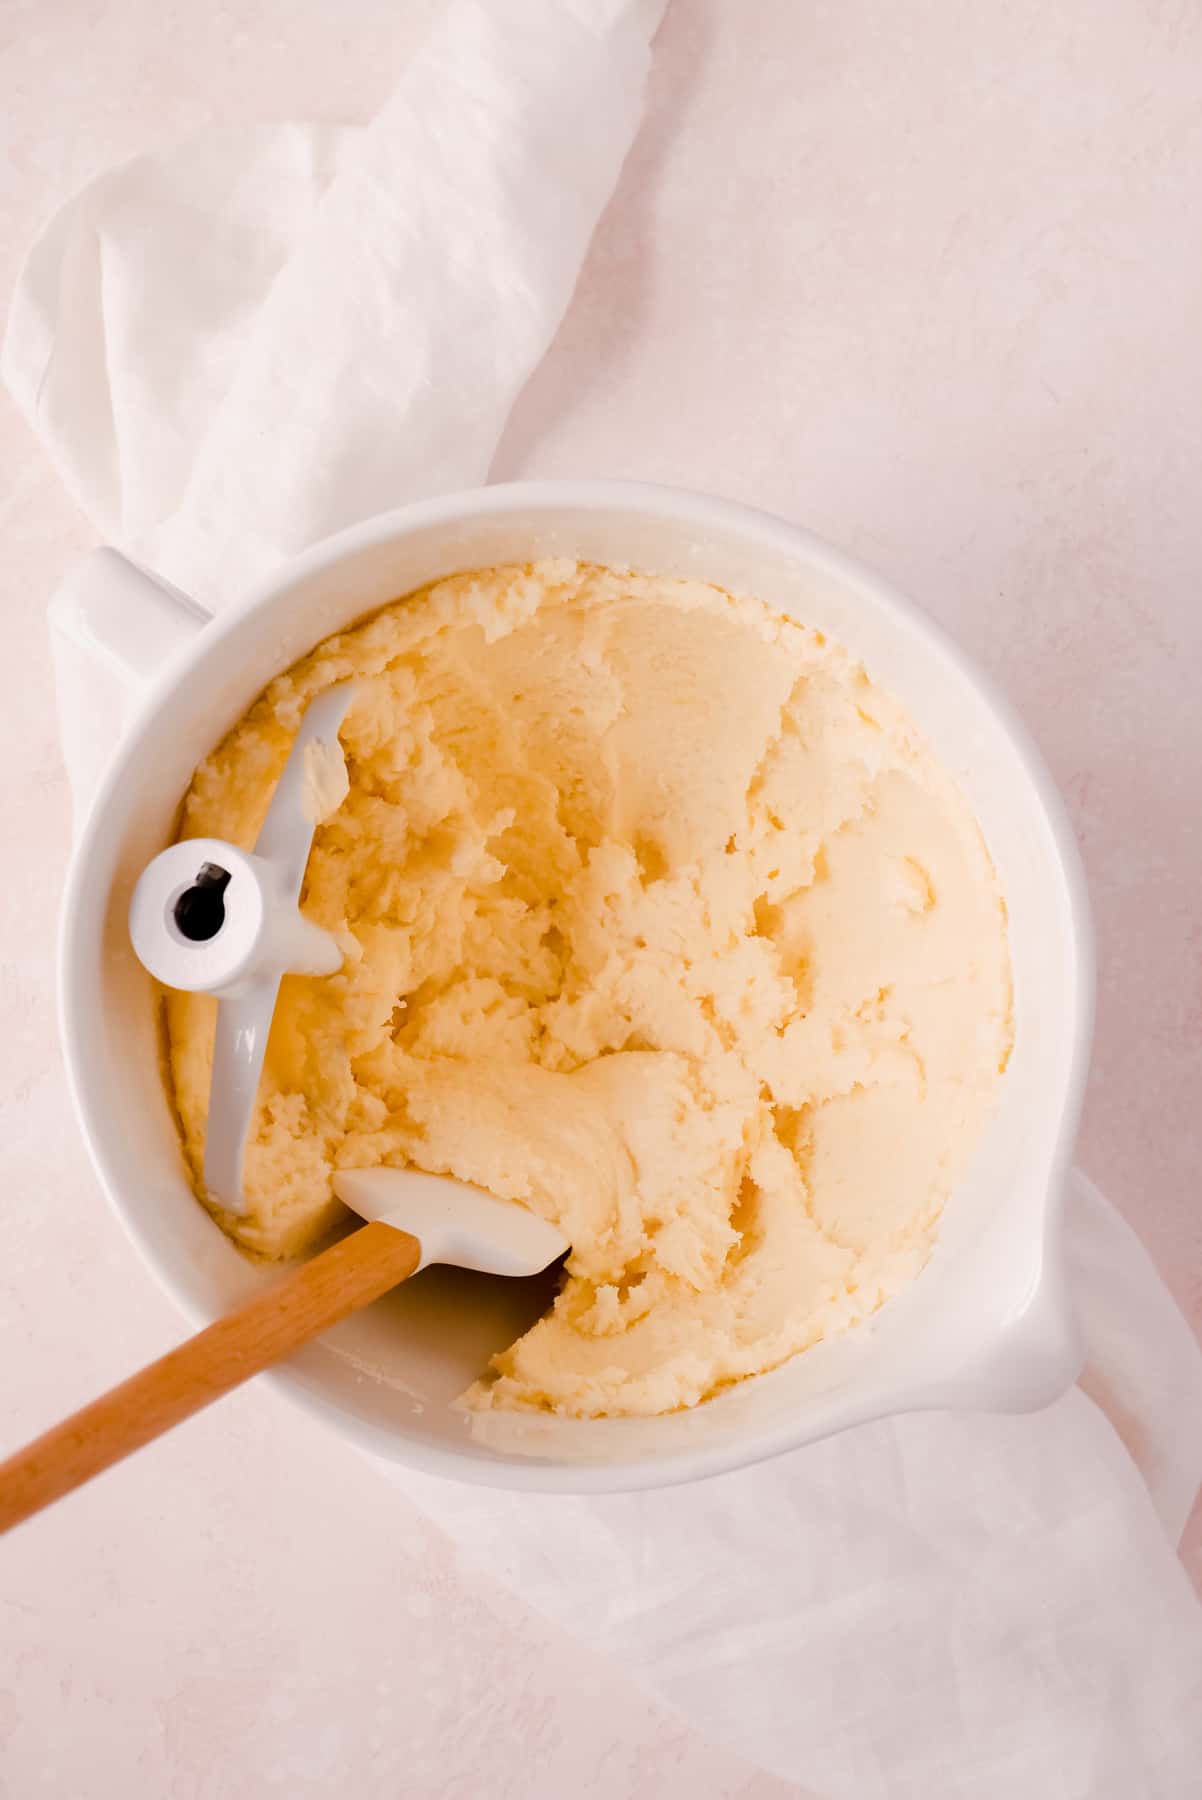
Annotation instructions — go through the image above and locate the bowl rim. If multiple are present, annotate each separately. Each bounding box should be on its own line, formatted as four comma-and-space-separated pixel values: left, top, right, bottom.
58, 478, 1095, 1492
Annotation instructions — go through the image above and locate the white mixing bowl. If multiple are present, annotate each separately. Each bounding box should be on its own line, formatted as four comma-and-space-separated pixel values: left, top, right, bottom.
55, 481, 1093, 1491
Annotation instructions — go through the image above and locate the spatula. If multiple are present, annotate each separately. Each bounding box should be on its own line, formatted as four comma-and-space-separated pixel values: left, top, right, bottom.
0, 1169, 567, 1534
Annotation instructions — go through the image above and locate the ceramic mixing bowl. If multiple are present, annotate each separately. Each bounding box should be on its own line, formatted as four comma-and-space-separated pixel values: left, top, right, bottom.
54, 481, 1093, 1491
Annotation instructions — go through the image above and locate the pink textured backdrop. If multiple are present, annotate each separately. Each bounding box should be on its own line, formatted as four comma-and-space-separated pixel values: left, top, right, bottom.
1, 2, 1198, 1793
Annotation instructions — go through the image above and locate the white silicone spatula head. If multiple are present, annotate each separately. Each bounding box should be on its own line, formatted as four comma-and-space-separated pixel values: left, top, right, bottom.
334, 1168, 569, 1277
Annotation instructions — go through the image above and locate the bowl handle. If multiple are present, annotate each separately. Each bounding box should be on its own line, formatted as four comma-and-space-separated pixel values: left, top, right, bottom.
899, 1246, 1084, 1418
49, 548, 210, 692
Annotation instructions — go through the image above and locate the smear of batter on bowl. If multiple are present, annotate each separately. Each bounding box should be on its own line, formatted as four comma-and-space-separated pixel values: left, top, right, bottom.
166, 560, 1012, 1418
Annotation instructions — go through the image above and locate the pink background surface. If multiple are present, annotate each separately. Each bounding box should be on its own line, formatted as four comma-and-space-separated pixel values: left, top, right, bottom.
1, 2, 1198, 1792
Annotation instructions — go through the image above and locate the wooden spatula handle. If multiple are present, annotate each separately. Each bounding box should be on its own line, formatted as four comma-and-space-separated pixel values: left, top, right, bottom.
0, 1220, 421, 1534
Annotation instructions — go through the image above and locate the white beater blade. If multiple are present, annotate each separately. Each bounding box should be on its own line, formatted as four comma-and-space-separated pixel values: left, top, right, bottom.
129, 685, 355, 1213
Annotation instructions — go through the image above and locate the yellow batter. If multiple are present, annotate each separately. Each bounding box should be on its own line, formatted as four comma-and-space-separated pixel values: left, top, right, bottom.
167, 561, 1011, 1418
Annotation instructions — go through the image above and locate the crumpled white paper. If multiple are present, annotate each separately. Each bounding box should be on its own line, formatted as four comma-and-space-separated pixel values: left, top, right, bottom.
3, 0, 665, 610
5, 3, 1201, 1792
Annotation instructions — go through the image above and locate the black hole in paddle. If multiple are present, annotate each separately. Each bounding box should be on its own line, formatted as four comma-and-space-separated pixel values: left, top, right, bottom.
173, 862, 232, 942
